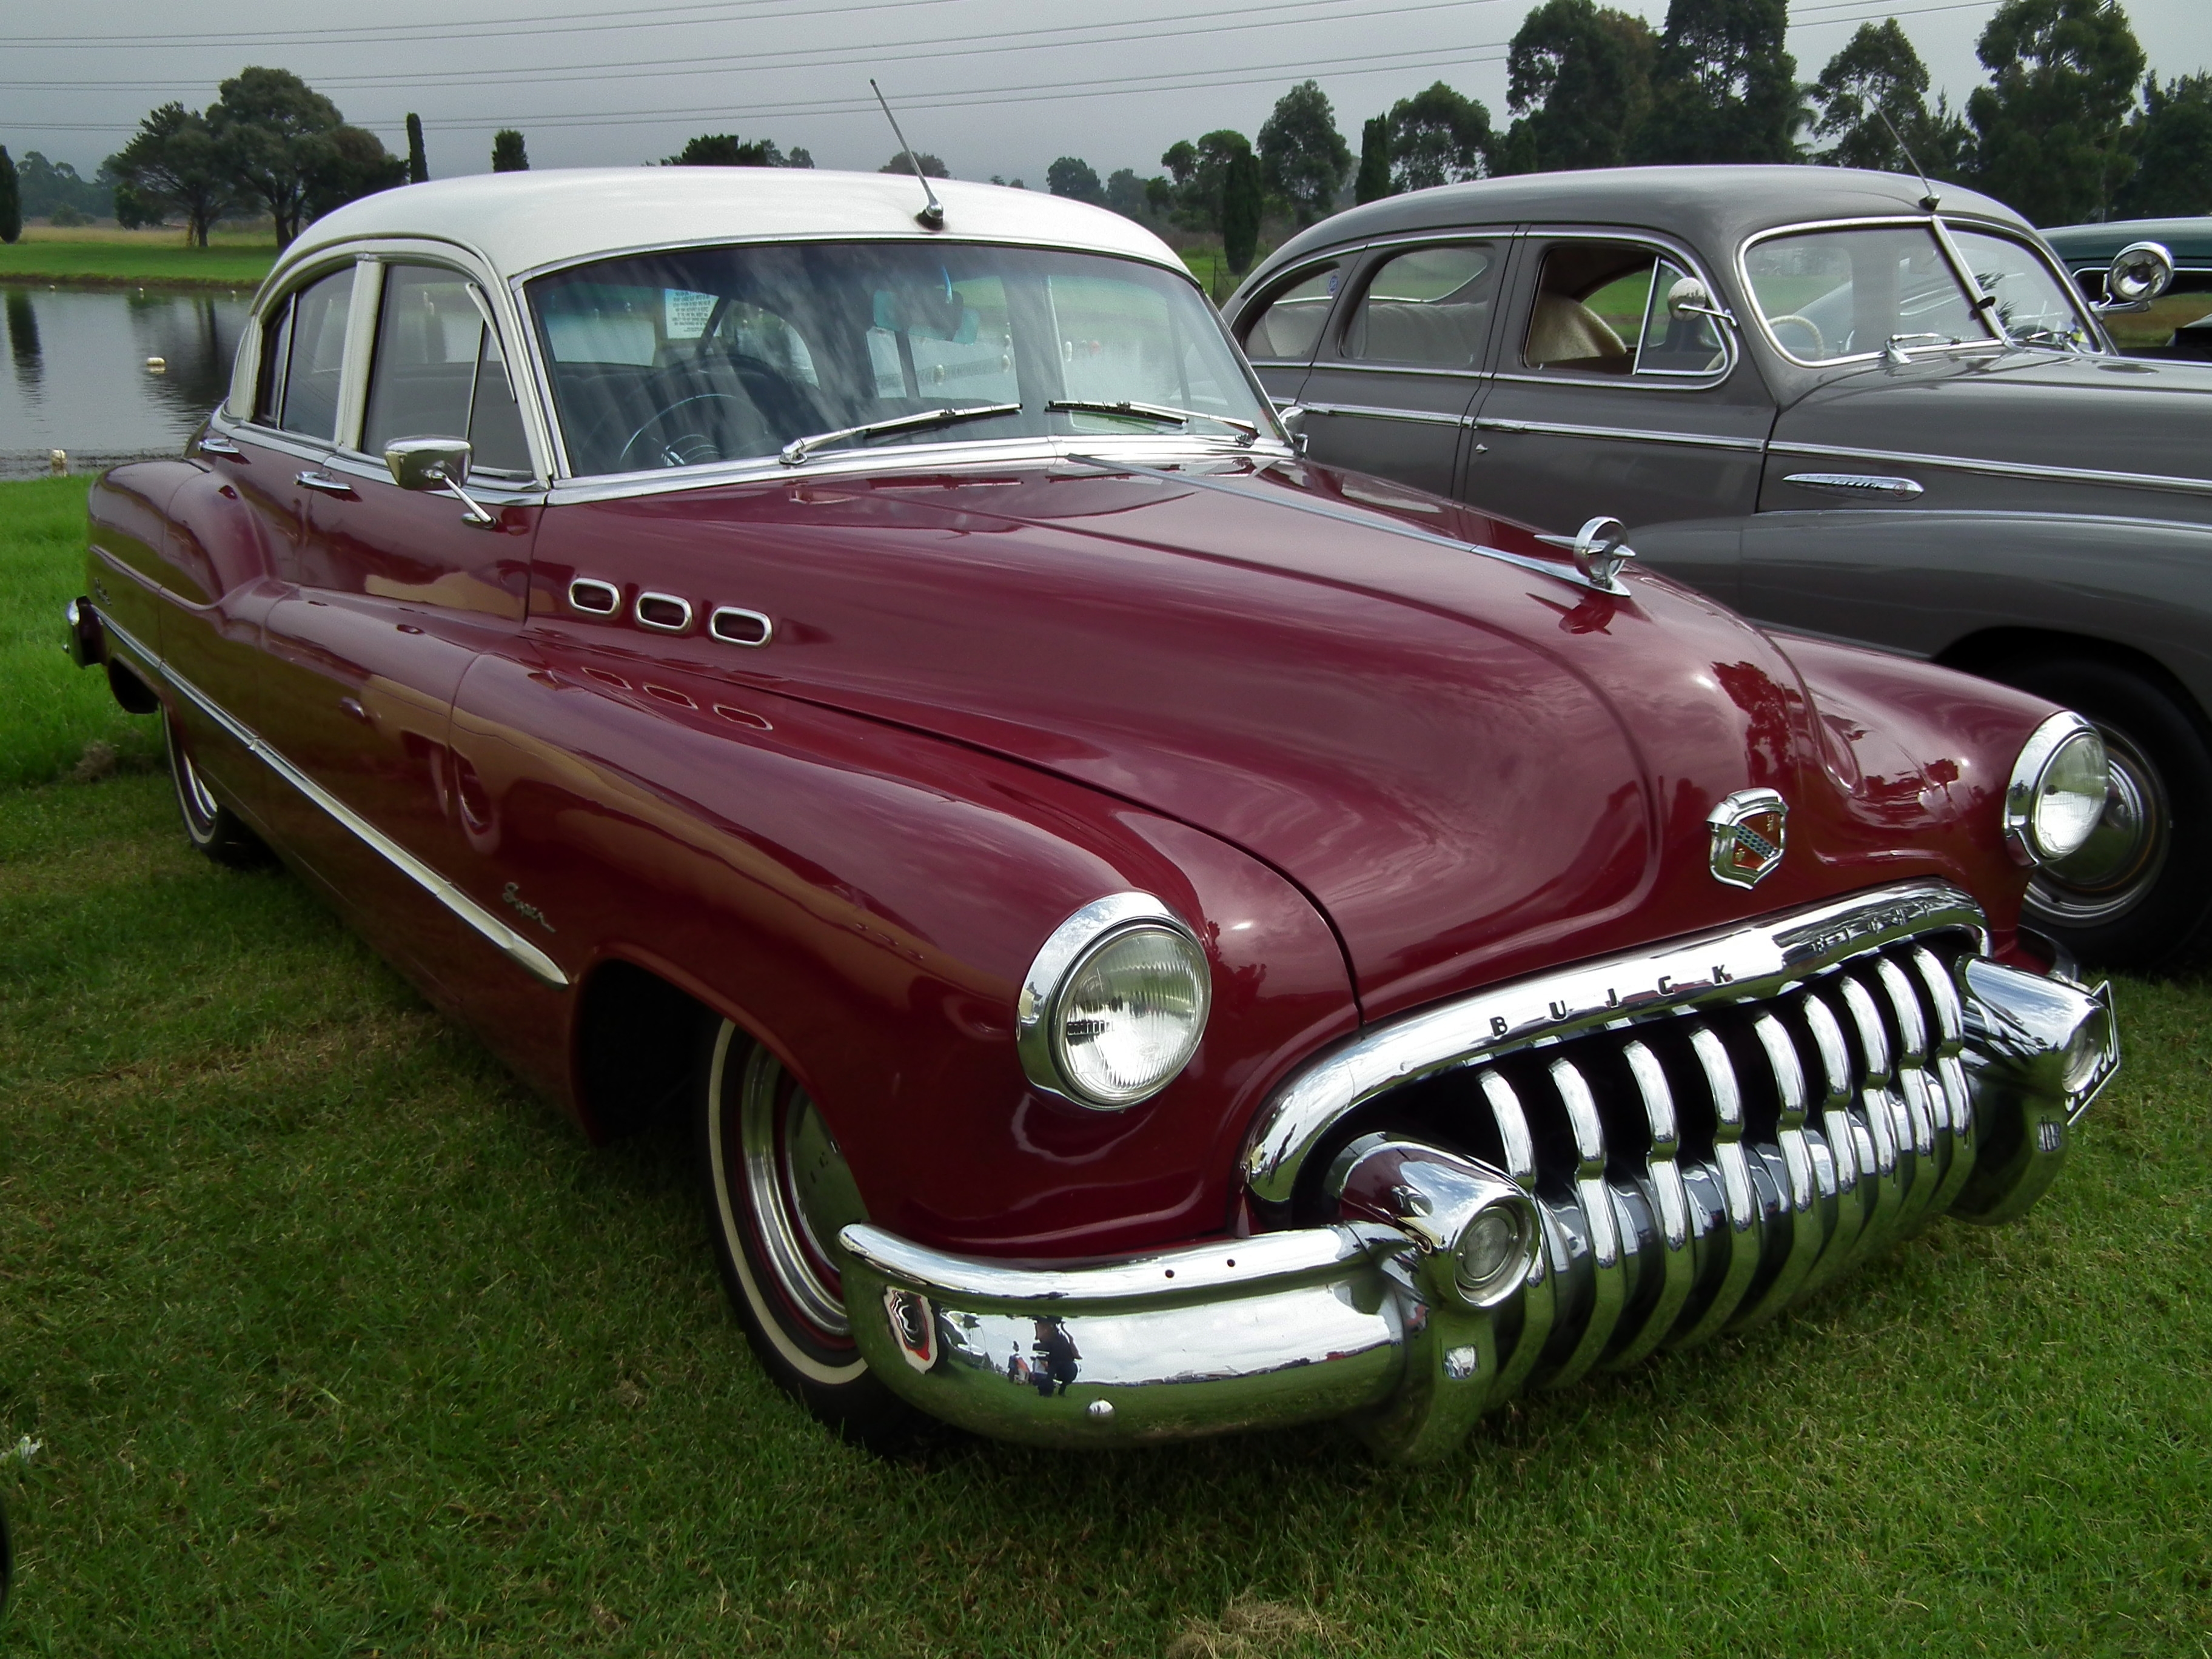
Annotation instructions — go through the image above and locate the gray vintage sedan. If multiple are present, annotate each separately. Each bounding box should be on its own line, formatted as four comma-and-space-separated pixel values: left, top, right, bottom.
1227, 166, 2212, 969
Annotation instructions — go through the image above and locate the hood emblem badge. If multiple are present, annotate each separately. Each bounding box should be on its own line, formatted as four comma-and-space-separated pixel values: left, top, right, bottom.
1708, 789, 1788, 888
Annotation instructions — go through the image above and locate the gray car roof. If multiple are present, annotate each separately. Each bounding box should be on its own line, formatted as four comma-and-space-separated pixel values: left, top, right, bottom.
1252, 165, 2034, 274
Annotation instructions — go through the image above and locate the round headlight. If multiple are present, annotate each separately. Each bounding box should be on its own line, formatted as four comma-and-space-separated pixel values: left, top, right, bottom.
1017, 894, 1212, 1110
2005, 713, 2108, 866
1453, 1204, 1533, 1304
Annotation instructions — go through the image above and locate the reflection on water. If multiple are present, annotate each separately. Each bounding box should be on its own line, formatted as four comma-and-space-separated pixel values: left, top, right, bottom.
0, 284, 251, 460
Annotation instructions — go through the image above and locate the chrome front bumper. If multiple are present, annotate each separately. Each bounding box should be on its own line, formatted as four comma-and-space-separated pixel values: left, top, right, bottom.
843, 889, 2119, 1458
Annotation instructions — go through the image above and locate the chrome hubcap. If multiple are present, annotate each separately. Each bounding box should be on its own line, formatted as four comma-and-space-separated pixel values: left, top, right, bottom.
167, 719, 221, 831
2029, 722, 2168, 927
735, 1047, 866, 1339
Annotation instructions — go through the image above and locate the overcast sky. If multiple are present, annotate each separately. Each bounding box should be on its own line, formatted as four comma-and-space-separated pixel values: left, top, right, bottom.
7, 0, 2208, 187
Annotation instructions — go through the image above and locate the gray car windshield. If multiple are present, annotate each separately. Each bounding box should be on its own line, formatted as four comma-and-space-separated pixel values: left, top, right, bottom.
529, 241, 1269, 476
1743, 223, 2096, 363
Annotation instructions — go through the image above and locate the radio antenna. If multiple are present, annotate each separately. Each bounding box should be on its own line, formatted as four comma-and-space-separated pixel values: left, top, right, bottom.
870, 79, 945, 231
1875, 105, 1940, 212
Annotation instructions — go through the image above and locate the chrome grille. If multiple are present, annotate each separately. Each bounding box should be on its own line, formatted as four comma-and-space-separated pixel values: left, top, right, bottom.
1351, 931, 1977, 1390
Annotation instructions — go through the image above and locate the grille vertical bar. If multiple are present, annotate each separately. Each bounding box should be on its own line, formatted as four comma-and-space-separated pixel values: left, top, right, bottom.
1912, 946, 1981, 1213
1798, 993, 1869, 1295
1670, 1025, 1763, 1346
1877, 956, 1945, 1238
1478, 1068, 1555, 1401
1543, 1056, 1625, 1389
1607, 1041, 1696, 1367
1732, 1009, 1824, 1326
1837, 978, 1908, 1269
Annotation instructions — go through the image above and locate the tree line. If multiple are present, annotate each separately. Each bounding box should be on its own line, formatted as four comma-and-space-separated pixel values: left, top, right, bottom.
1042, 0, 2211, 274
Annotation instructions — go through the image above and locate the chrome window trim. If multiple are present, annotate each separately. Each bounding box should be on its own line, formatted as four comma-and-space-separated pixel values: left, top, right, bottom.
1315, 360, 1492, 382
92, 608, 568, 990
1242, 878, 1988, 1207
1239, 252, 1356, 366
241, 251, 361, 443
1735, 214, 2103, 369
207, 407, 337, 468
1768, 437, 2212, 499
1515, 226, 1738, 388
1330, 235, 1509, 372
508, 230, 1193, 290
1473, 414, 1765, 452
334, 256, 384, 454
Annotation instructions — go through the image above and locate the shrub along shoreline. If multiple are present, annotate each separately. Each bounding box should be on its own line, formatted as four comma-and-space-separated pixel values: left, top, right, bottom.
0, 238, 276, 291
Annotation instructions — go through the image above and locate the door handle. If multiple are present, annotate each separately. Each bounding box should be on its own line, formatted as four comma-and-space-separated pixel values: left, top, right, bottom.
1472, 417, 1530, 434
338, 696, 370, 724
295, 470, 357, 497
198, 434, 244, 458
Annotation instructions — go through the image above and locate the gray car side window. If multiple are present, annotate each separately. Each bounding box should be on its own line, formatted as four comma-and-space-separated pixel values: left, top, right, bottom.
1240, 261, 1344, 363
1341, 243, 1499, 367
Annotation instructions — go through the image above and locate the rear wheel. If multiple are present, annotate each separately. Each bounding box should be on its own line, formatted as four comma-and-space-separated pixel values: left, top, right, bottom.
695, 1021, 917, 1442
1992, 658, 2212, 969
164, 712, 268, 867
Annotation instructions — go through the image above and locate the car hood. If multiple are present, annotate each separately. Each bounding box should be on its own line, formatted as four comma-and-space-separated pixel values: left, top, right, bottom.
562, 457, 2028, 1016
1775, 349, 2212, 494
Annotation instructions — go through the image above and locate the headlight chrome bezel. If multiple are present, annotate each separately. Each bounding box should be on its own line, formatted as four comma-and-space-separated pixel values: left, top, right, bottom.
2003, 711, 2108, 867
1016, 892, 1212, 1111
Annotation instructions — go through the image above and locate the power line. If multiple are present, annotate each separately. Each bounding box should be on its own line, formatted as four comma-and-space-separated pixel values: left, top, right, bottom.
0, 0, 1520, 93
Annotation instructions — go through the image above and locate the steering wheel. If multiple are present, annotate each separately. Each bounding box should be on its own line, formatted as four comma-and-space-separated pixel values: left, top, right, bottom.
618, 391, 750, 471
1767, 313, 1827, 358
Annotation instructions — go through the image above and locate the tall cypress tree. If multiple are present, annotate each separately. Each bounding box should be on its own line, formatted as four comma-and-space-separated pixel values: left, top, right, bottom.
1354, 115, 1393, 203
404, 113, 429, 184
0, 147, 20, 244
491, 130, 529, 172
1222, 147, 1263, 273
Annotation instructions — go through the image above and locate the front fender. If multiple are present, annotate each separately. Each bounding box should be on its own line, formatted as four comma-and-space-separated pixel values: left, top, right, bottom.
444, 642, 1358, 1258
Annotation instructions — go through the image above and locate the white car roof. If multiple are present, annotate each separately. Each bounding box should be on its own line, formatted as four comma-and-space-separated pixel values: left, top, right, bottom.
272, 167, 1187, 290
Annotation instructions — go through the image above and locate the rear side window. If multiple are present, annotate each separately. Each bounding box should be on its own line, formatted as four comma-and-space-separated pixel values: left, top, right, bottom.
1523, 240, 1728, 378
255, 264, 355, 439
1240, 262, 1342, 362
1342, 243, 1498, 367
361, 264, 532, 475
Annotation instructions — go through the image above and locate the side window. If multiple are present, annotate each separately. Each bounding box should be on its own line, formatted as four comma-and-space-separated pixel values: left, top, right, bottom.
255, 264, 354, 439
1342, 244, 1498, 367
1631, 257, 1728, 375
1522, 242, 1652, 375
1240, 262, 1342, 363
361, 263, 533, 475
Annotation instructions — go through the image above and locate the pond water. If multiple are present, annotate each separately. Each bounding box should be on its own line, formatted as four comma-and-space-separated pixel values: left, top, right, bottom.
2, 285, 252, 475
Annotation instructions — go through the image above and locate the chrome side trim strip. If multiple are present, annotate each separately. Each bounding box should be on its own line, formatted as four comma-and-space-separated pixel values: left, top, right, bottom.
1302, 401, 1471, 427
96, 611, 569, 990
1781, 472, 1925, 498
1767, 438, 2212, 498
1243, 879, 1988, 1209
1474, 414, 1767, 452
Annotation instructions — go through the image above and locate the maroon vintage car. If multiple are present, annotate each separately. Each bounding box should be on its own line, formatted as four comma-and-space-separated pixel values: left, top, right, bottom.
67, 170, 2119, 1458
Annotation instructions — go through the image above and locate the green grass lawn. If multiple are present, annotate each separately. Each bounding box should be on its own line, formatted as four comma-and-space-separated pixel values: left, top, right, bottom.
0, 235, 276, 291
2, 477, 2208, 1654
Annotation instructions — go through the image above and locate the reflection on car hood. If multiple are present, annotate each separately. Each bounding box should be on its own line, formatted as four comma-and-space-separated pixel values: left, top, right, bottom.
1778, 350, 2212, 491
569, 457, 2025, 1016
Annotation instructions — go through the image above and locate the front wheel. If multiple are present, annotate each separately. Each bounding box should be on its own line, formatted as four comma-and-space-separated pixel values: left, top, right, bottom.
1994, 658, 2212, 969
164, 712, 268, 867
696, 1021, 917, 1442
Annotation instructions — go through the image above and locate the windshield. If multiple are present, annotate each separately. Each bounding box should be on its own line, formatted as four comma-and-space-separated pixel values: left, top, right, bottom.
1742, 222, 2097, 364
528, 242, 1270, 476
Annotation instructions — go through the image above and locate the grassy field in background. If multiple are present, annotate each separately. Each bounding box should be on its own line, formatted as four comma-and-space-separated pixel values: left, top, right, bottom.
1, 229, 276, 291
2, 475, 2209, 1654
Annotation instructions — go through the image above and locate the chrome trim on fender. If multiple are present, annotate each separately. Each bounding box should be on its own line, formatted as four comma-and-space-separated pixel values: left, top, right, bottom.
1768, 438, 2212, 500
92, 611, 569, 990
1781, 472, 1925, 499
1243, 879, 1988, 1208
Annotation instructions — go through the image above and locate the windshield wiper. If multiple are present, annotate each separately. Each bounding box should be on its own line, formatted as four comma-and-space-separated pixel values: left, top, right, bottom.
779, 401, 1022, 466
1047, 398, 1259, 446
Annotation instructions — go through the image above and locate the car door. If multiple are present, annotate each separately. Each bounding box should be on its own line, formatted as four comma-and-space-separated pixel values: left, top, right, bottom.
255, 256, 545, 987
159, 260, 360, 825
1466, 230, 1774, 597
1292, 238, 1508, 501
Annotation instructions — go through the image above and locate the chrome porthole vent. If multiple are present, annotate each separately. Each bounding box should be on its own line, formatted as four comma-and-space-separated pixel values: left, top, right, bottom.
568, 577, 619, 616
635, 591, 694, 633
709, 606, 775, 648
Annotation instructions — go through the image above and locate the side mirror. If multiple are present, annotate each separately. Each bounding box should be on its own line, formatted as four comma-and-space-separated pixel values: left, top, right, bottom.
1666, 276, 1736, 327
384, 437, 495, 527
1275, 403, 1310, 455
2101, 241, 2174, 309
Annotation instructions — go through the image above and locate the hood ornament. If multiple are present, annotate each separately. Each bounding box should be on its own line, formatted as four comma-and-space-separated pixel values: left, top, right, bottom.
1708, 789, 1788, 888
